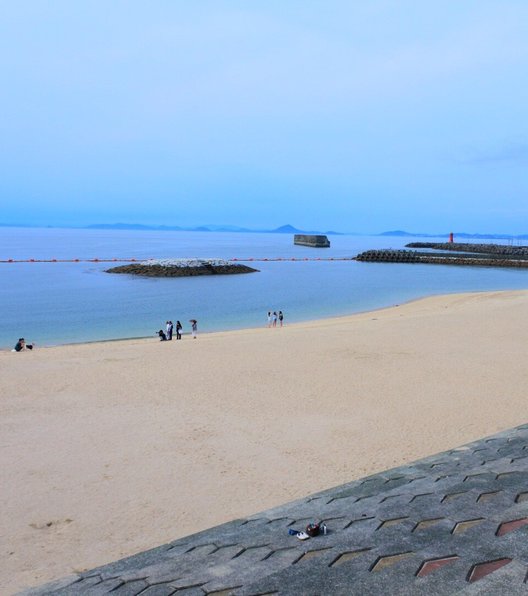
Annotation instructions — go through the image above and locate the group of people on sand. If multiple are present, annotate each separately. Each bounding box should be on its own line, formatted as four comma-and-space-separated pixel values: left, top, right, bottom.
13, 338, 34, 352
267, 311, 284, 328
157, 319, 197, 341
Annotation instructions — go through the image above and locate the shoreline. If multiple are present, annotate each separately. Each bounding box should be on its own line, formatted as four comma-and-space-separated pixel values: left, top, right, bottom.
3, 289, 528, 593
1, 287, 488, 351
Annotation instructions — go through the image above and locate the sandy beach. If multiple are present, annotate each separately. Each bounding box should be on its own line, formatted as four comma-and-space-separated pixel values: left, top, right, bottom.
3, 290, 528, 593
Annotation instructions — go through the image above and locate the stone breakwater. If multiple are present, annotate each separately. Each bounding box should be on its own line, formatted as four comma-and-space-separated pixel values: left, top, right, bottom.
406, 242, 528, 256
106, 258, 258, 277
356, 243, 528, 269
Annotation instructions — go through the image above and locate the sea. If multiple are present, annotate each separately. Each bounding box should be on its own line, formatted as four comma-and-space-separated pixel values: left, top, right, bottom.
1, 227, 528, 348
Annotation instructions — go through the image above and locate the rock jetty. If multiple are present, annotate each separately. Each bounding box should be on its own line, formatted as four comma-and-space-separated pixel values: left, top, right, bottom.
406, 242, 528, 256
356, 243, 528, 269
106, 258, 258, 277
294, 234, 330, 247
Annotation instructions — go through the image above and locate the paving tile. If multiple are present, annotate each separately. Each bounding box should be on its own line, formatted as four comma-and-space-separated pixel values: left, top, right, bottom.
415, 555, 460, 577
23, 424, 528, 595
110, 580, 149, 596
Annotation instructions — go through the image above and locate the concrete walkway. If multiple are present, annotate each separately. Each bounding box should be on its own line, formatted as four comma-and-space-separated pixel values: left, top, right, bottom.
21, 424, 528, 595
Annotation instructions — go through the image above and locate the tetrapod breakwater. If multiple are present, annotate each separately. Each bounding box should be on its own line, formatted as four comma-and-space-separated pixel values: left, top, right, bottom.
356, 243, 528, 269
406, 242, 528, 256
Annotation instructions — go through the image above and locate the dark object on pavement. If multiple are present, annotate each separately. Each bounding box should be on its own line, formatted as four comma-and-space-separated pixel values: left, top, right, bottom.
306, 523, 320, 537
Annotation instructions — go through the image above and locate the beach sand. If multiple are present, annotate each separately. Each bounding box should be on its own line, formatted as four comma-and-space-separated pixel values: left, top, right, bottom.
2, 290, 528, 593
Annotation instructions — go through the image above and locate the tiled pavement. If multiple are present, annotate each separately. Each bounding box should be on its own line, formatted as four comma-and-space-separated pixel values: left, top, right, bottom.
21, 424, 528, 595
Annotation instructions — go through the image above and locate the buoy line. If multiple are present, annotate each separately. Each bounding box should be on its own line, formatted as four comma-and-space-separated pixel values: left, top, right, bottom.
0, 257, 356, 263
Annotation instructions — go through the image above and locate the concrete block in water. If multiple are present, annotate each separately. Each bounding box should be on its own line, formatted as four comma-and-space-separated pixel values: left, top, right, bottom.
294, 234, 330, 248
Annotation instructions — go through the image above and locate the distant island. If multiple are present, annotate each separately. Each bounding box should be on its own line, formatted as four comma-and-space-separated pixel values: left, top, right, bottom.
86, 222, 344, 236
68, 225, 528, 240
2, 222, 528, 240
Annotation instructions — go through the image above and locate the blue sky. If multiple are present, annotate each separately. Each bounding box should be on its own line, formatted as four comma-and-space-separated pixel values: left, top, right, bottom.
1, 1, 527, 233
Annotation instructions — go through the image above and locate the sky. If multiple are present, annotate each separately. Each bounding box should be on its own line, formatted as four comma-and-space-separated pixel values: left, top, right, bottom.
1, 1, 527, 233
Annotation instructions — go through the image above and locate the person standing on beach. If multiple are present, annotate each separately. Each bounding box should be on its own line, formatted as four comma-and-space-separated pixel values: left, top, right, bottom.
190, 319, 198, 339
267, 311, 272, 328
272, 311, 278, 327
279, 311, 284, 327
175, 320, 182, 340
166, 320, 173, 340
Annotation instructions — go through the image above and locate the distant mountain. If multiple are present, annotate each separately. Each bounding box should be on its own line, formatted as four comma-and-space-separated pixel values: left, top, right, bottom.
82, 222, 339, 235
202, 224, 253, 232
272, 224, 343, 235
379, 230, 417, 237
381, 230, 447, 238
272, 224, 302, 233
3, 222, 527, 240
86, 223, 184, 231
454, 232, 525, 240
379, 230, 528, 241
85, 222, 265, 233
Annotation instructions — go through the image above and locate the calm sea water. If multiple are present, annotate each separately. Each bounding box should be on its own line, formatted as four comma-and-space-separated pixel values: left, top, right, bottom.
1, 227, 527, 348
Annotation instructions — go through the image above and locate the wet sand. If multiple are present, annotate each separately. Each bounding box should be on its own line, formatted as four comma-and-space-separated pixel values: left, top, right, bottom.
2, 290, 528, 593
